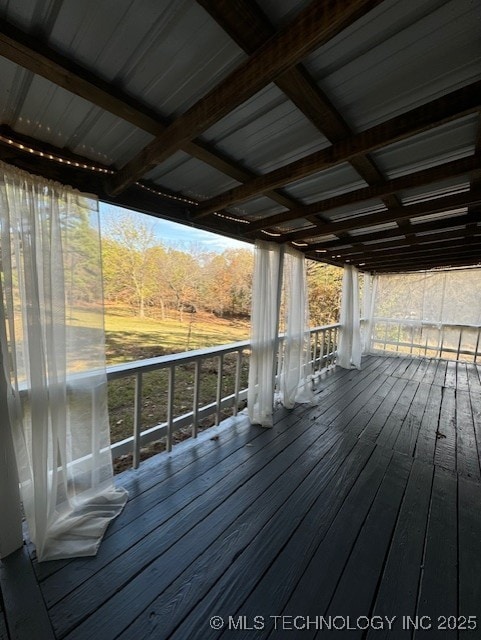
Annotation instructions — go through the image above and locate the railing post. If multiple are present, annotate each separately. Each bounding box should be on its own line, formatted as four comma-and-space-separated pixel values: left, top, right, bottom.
233, 350, 242, 416
166, 366, 175, 452
133, 372, 142, 469
313, 330, 319, 373
192, 359, 201, 438
320, 329, 327, 369
215, 354, 224, 426
457, 327, 463, 362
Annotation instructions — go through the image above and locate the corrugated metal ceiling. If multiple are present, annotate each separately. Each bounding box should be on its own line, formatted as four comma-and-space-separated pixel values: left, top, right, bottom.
0, 0, 479, 272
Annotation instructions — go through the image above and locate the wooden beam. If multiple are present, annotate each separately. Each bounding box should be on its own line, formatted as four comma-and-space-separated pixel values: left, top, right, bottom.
197, 0, 406, 234
338, 237, 481, 261
361, 256, 481, 273
355, 246, 481, 270
285, 191, 481, 239
246, 155, 480, 234
106, 0, 384, 195
197, 0, 352, 141
194, 81, 481, 218
326, 227, 481, 258
305, 211, 481, 252
0, 18, 302, 213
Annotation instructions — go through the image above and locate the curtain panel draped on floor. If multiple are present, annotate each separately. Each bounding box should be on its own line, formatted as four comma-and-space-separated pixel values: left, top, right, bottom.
248, 241, 313, 427
0, 161, 127, 561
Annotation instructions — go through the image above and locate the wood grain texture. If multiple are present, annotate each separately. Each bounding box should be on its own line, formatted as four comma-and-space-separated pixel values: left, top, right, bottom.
5, 356, 480, 640
414, 467, 458, 639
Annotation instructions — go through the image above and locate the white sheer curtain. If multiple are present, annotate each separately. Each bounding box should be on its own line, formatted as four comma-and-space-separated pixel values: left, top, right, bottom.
368, 268, 481, 357
279, 246, 313, 408
0, 162, 127, 561
361, 271, 378, 354
247, 240, 282, 427
337, 265, 362, 369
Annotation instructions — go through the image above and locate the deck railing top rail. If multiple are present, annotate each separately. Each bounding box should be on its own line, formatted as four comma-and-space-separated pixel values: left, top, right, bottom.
106, 323, 340, 469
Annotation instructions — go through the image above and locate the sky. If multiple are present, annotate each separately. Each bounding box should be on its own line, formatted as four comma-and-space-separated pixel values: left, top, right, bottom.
99, 202, 252, 254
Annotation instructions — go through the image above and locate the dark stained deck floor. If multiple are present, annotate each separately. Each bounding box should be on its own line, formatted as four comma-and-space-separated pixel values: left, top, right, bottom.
2, 354, 481, 639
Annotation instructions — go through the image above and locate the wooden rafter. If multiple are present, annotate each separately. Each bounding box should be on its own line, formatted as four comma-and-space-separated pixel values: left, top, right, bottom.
105, 0, 384, 195
313, 228, 481, 262
194, 81, 481, 218
197, 0, 406, 235
337, 236, 481, 261
246, 155, 480, 235
0, 18, 303, 214
356, 247, 481, 271
304, 211, 481, 252
287, 191, 481, 240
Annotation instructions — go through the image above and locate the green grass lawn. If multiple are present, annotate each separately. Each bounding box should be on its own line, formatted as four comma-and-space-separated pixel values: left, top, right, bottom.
106, 306, 249, 362
73, 306, 251, 470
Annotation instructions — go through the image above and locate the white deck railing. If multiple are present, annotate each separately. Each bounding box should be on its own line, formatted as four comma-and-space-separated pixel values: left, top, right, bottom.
106, 323, 339, 468
366, 317, 481, 362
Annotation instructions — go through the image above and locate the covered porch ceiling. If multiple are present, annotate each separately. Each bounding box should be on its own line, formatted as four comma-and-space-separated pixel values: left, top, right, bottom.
0, 0, 480, 273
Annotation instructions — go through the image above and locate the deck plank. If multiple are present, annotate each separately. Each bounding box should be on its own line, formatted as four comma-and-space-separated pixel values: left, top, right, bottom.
394, 382, 431, 457
117, 433, 373, 640
376, 380, 419, 450
166, 445, 391, 640
360, 377, 409, 443
317, 452, 413, 640
458, 476, 481, 627
414, 466, 458, 639
410, 358, 433, 383
367, 459, 434, 640
419, 359, 439, 386
413, 384, 442, 465
456, 390, 481, 481
56, 410, 334, 639
434, 387, 457, 472
444, 360, 458, 389
433, 359, 448, 387
4, 355, 479, 640
270, 448, 394, 630
456, 362, 470, 392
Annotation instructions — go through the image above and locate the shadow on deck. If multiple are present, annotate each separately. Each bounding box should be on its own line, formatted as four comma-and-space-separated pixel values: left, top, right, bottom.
2, 354, 481, 639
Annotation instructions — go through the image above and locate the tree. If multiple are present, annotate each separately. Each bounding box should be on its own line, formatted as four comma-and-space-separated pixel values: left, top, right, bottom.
306, 261, 343, 326
101, 212, 158, 317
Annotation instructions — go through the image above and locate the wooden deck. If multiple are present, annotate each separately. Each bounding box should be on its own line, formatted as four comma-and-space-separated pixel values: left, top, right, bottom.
2, 354, 481, 639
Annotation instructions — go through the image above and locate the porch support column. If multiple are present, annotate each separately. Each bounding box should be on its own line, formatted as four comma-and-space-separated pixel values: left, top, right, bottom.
0, 349, 23, 558
338, 264, 362, 369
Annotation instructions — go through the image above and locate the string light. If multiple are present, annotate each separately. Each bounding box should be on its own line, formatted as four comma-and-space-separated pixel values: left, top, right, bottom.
213, 211, 250, 224
1, 133, 204, 205
134, 181, 197, 205
261, 230, 282, 237
0, 134, 113, 174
